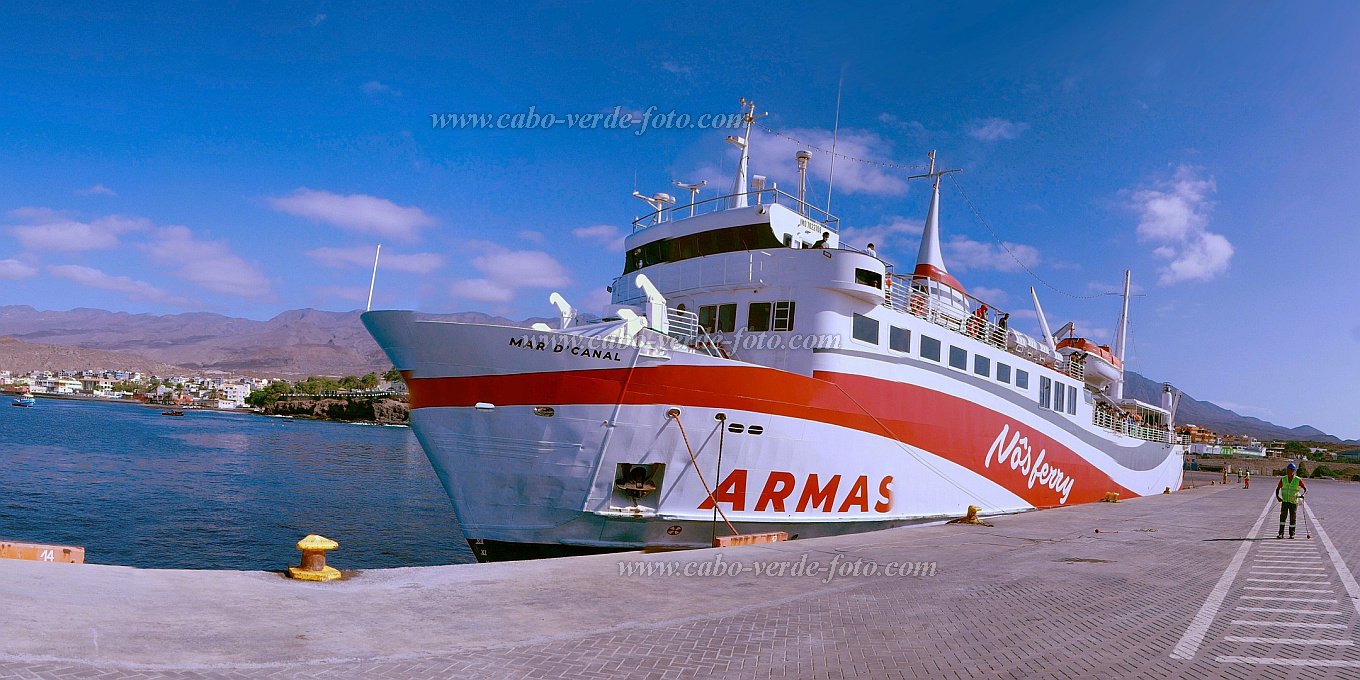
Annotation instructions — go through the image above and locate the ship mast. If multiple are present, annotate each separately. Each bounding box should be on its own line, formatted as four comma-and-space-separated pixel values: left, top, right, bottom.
1112, 269, 1132, 400
725, 99, 760, 209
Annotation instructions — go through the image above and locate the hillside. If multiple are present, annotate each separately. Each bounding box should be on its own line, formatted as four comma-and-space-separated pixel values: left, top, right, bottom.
0, 336, 181, 375
0, 305, 521, 377
1123, 371, 1348, 444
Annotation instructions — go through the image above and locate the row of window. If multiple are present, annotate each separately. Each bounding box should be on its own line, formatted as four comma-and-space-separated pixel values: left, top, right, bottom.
698, 301, 796, 334
1039, 376, 1079, 416
852, 313, 1032, 391
625, 224, 783, 274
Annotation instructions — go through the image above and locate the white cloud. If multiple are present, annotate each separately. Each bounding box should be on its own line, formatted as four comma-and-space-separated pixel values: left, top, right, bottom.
268, 188, 436, 242
878, 114, 930, 140
362, 80, 400, 96
311, 285, 369, 303
0, 258, 38, 280
77, 184, 117, 197
969, 286, 1010, 305
1128, 165, 1233, 284
572, 224, 626, 251
943, 236, 1040, 272
6, 210, 149, 252
660, 61, 691, 75
306, 245, 443, 274
840, 216, 923, 254
745, 127, 908, 197
450, 278, 515, 304
310, 13, 327, 26
142, 226, 272, 299
969, 118, 1030, 142
518, 230, 545, 244
48, 264, 189, 306
449, 242, 572, 305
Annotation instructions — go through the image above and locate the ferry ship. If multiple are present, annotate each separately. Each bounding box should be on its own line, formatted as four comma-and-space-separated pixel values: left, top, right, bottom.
364, 101, 1185, 562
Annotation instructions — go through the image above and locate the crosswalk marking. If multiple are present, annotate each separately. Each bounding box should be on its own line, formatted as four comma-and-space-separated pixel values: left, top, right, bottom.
1243, 586, 1334, 593
1240, 595, 1337, 603
1217, 656, 1360, 668
1236, 607, 1343, 614
1223, 636, 1352, 646
1231, 620, 1347, 628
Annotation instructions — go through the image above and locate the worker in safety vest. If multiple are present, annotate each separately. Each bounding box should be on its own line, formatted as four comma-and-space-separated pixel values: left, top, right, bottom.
1275, 462, 1308, 539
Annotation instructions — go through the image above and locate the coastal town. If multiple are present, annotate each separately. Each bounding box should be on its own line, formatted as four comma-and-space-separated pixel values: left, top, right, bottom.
0, 366, 407, 413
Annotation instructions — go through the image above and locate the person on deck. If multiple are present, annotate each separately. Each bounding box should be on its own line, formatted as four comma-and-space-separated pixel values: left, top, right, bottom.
1276, 462, 1307, 539
812, 232, 830, 248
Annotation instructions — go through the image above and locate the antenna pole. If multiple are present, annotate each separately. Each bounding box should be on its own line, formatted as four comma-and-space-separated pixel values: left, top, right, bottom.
826, 68, 844, 213
366, 243, 382, 312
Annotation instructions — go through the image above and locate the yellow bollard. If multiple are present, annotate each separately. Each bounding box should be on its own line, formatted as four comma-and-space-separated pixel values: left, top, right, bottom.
288, 534, 341, 582
1163, 487, 1171, 494
1101, 492, 1121, 503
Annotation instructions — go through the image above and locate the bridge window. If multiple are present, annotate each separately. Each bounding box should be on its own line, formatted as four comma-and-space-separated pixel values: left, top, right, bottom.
1053, 380, 1065, 412
852, 314, 879, 345
698, 304, 736, 333
1039, 376, 1052, 409
948, 346, 967, 370
1067, 385, 1078, 415
996, 362, 1011, 384
920, 335, 941, 362
624, 223, 784, 273
1016, 369, 1029, 390
889, 326, 910, 353
973, 354, 990, 378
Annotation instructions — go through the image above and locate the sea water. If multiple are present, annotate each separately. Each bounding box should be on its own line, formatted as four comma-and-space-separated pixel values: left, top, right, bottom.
0, 398, 476, 569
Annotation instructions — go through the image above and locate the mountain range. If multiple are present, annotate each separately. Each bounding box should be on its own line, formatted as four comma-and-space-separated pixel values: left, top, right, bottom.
0, 305, 1347, 443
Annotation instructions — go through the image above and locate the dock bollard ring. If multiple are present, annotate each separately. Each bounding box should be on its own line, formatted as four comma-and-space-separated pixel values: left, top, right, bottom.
288, 534, 341, 582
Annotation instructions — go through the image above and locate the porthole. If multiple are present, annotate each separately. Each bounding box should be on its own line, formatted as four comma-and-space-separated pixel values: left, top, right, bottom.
747, 425, 764, 435
533, 406, 555, 417
728, 423, 745, 433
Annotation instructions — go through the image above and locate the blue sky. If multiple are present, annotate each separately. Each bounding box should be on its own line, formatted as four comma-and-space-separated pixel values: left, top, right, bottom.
2, 3, 1358, 438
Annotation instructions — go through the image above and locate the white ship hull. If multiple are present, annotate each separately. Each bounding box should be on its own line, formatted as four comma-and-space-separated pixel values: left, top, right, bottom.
365, 313, 1184, 562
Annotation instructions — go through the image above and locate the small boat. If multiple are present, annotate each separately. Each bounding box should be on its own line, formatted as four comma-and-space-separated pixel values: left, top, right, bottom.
161, 410, 185, 417
11, 396, 36, 407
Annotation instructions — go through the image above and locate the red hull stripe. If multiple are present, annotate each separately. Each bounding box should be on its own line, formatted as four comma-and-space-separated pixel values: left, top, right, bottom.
406, 366, 1140, 506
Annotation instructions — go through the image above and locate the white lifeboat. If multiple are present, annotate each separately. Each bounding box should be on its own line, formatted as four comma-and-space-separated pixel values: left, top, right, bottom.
1057, 337, 1122, 391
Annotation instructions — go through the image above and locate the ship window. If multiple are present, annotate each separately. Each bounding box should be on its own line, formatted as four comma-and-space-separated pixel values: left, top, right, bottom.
974, 354, 991, 378
698, 305, 717, 332
948, 346, 967, 370
1054, 381, 1066, 412
855, 268, 883, 290
623, 223, 785, 274
772, 301, 796, 331
1016, 369, 1029, 390
716, 304, 736, 333
852, 314, 879, 345
1039, 376, 1052, 409
889, 326, 910, 353
920, 335, 941, 362
1068, 385, 1078, 415
996, 362, 1012, 384
748, 303, 772, 332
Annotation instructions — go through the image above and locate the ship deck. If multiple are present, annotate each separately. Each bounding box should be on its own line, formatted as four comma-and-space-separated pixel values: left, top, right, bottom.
3, 473, 1358, 679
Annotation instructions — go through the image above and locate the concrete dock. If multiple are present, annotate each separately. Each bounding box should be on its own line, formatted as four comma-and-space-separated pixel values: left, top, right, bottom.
2, 476, 1357, 679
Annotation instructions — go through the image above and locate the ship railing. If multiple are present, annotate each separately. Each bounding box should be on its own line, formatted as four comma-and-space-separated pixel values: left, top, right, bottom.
632, 188, 840, 233
1093, 409, 1172, 443
886, 279, 1008, 351
665, 307, 725, 358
